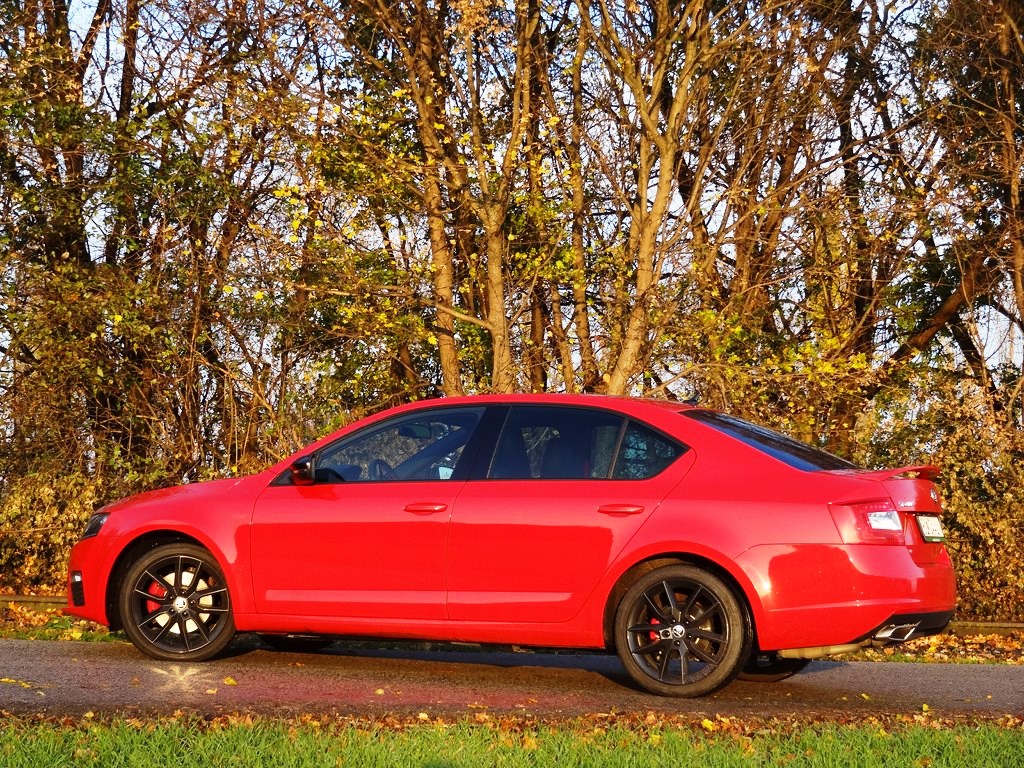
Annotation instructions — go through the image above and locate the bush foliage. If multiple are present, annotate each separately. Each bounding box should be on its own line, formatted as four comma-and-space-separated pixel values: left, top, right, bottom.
1, 0, 1023, 620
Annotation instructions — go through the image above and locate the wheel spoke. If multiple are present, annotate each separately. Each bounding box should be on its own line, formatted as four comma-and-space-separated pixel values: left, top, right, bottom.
142, 567, 175, 597
679, 647, 692, 684
632, 635, 668, 658
657, 646, 676, 682
139, 610, 173, 638
193, 584, 228, 604
641, 592, 669, 623
191, 611, 212, 642
686, 639, 721, 666
173, 557, 185, 591
133, 584, 169, 604
177, 614, 193, 651
682, 584, 706, 619
688, 626, 725, 645
686, 600, 722, 628
658, 581, 682, 620
194, 604, 230, 614
627, 621, 660, 636
176, 556, 203, 597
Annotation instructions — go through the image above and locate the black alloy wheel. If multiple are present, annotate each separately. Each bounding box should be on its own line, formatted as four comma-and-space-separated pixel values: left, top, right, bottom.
614, 564, 749, 697
119, 543, 235, 661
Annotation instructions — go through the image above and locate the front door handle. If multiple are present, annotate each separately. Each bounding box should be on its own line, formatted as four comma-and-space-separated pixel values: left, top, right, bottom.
597, 503, 645, 515
404, 502, 449, 515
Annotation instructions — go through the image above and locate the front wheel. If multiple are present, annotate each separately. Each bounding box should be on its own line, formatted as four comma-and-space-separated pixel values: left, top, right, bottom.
614, 564, 750, 697
119, 543, 236, 661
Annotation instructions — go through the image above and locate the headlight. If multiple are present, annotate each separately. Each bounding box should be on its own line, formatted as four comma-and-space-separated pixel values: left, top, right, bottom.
81, 512, 110, 539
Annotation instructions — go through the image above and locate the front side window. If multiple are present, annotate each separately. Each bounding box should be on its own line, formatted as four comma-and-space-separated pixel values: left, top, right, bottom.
488, 406, 686, 480
315, 407, 485, 482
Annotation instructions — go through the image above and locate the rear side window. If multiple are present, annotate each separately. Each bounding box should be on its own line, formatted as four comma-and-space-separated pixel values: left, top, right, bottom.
683, 411, 857, 471
488, 406, 687, 480
612, 421, 686, 479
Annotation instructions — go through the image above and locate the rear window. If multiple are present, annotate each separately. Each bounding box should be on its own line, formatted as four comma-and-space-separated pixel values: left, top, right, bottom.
683, 411, 858, 471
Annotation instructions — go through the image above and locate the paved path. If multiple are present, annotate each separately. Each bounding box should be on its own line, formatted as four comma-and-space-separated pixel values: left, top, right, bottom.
2, 639, 1021, 720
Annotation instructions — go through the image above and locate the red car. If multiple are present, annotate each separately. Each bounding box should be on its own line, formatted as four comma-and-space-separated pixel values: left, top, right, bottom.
66, 394, 956, 696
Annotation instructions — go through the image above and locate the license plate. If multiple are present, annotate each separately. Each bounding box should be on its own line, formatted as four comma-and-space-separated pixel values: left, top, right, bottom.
917, 515, 945, 542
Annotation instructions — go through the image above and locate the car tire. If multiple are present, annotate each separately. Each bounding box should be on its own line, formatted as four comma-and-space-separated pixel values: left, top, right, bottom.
738, 653, 811, 682
614, 564, 750, 697
119, 542, 236, 661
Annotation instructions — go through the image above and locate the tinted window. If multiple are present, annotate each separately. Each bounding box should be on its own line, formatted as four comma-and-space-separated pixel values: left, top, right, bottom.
488, 406, 687, 480
489, 406, 623, 479
316, 407, 484, 482
612, 422, 687, 479
683, 410, 857, 471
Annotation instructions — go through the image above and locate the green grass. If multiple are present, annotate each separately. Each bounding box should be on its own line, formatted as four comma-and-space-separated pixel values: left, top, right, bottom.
1, 717, 1022, 768
0, 606, 115, 643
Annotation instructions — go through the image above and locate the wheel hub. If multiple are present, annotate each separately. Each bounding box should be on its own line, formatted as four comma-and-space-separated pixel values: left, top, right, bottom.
658, 624, 686, 641
172, 596, 189, 614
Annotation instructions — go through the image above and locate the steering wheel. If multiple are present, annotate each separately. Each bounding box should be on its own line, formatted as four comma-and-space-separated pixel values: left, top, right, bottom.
367, 459, 399, 481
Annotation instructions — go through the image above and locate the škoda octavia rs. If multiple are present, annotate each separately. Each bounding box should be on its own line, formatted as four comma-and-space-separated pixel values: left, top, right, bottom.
68, 394, 956, 697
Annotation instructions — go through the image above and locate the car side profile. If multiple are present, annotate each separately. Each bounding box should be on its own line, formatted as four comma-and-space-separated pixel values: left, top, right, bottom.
66, 394, 956, 697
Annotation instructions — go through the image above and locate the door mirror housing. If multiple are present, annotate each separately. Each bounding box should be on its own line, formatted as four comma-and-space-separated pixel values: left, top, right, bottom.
290, 455, 316, 486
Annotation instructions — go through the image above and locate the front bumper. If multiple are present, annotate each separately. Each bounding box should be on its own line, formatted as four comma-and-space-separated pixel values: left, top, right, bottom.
65, 534, 119, 626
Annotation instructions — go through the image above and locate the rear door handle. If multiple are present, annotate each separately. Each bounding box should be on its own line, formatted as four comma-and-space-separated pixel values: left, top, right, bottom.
404, 502, 449, 515
597, 503, 645, 515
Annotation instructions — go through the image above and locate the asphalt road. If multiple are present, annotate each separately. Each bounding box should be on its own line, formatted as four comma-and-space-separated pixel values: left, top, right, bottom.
1, 638, 1021, 720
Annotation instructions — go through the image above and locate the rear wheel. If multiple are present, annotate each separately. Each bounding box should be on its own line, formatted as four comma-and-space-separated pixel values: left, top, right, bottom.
614, 564, 749, 697
119, 543, 235, 661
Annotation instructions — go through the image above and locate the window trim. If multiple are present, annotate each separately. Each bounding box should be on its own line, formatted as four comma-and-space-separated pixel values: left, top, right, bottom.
273, 405, 491, 485
477, 404, 690, 482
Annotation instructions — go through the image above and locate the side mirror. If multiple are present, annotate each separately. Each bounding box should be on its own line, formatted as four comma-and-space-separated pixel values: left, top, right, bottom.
291, 455, 316, 486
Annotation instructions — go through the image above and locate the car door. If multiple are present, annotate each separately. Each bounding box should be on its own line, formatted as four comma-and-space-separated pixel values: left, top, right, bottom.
250, 406, 485, 621
446, 405, 692, 623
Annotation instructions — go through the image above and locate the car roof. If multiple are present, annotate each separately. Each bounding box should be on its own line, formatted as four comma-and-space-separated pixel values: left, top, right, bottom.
397, 392, 696, 412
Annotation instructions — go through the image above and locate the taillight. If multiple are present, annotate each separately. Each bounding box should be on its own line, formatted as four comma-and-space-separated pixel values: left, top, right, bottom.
828, 499, 906, 545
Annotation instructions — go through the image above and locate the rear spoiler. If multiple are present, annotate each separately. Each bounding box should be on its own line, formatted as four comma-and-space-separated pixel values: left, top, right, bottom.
830, 465, 940, 481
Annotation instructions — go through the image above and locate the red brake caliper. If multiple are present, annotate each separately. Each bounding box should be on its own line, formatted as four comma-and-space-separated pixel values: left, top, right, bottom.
145, 581, 166, 614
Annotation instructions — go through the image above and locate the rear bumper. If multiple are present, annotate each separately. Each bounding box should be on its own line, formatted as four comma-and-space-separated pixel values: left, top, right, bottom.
777, 608, 955, 660
738, 542, 957, 652
861, 609, 955, 644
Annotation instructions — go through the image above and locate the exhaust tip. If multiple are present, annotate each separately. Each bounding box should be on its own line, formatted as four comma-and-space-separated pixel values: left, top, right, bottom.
872, 622, 921, 644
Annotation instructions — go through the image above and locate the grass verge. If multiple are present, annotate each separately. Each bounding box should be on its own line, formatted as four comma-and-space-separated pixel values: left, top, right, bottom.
1, 713, 1022, 768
